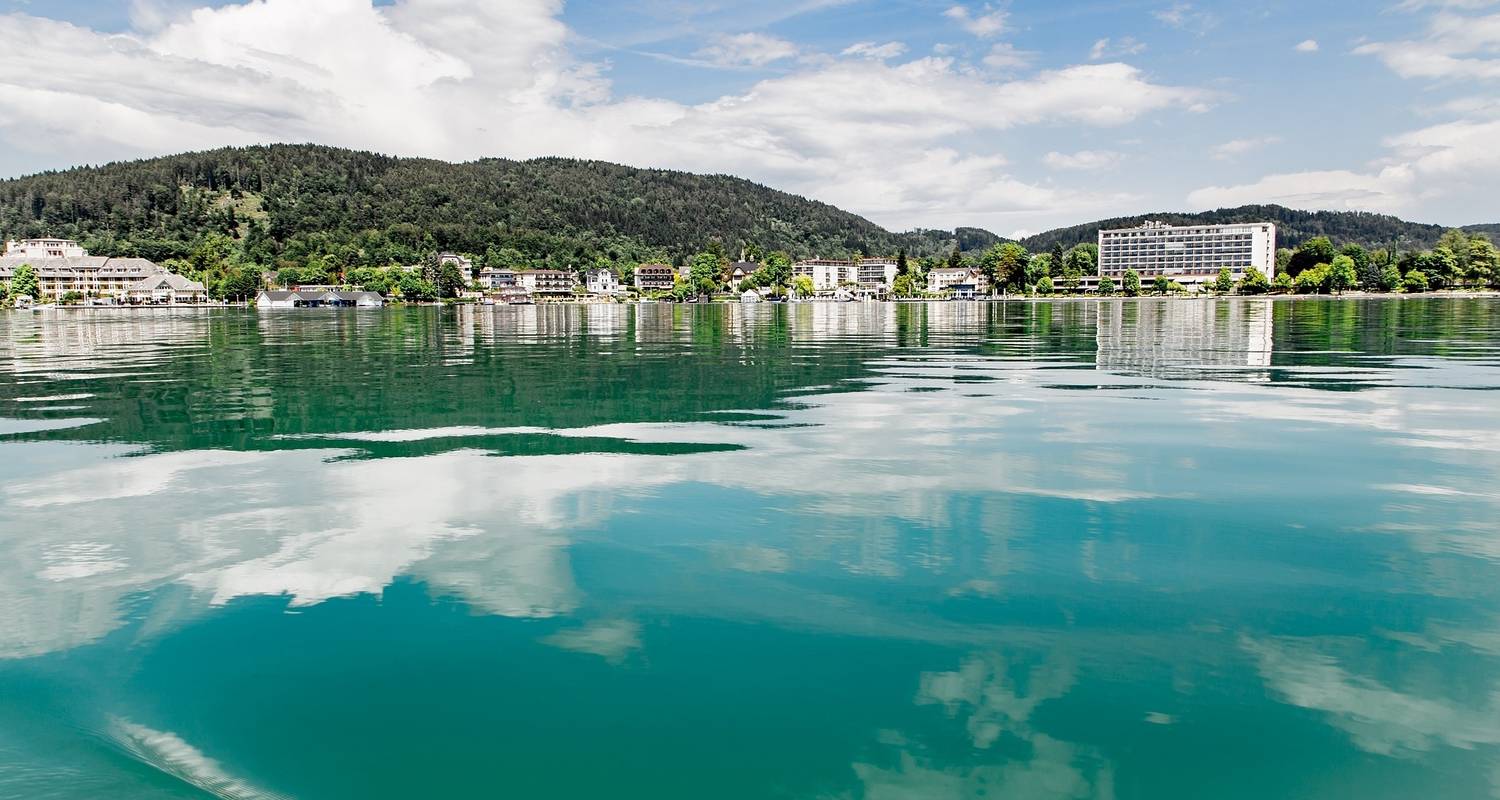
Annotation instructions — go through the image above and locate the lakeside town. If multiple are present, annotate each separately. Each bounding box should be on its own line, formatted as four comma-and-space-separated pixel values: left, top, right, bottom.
4, 219, 1498, 310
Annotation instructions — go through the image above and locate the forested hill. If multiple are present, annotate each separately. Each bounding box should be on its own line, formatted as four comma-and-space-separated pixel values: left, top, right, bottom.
3, 145, 1489, 275
0, 144, 981, 269
1020, 205, 1498, 253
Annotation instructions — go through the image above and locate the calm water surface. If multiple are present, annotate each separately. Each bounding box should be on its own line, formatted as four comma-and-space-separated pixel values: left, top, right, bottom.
1, 298, 1498, 799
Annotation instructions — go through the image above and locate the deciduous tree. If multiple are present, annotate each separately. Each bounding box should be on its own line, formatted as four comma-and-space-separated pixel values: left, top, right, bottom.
1213, 268, 1234, 294
10, 263, 39, 299
1239, 267, 1270, 295
1328, 255, 1358, 294
1289, 237, 1336, 277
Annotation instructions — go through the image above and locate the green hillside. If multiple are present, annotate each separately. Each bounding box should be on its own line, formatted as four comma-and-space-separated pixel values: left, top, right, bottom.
2, 145, 1490, 287
0, 144, 968, 271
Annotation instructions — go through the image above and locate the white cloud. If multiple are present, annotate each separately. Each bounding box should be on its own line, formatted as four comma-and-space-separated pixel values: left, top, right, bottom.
1188, 118, 1500, 215
1295, 38, 1319, 52
841, 41, 908, 60
1089, 36, 1147, 60
1188, 169, 1408, 212
1211, 135, 1282, 160
543, 619, 642, 663
1154, 2, 1215, 32
981, 42, 1033, 71
1201, 4, 1500, 221
1043, 150, 1123, 171
695, 32, 800, 68
943, 4, 1008, 38
0, 1, 1207, 233
1354, 10, 1500, 80
1244, 636, 1500, 757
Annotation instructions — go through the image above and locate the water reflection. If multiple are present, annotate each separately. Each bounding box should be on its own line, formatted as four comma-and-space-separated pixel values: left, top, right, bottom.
1, 299, 1499, 799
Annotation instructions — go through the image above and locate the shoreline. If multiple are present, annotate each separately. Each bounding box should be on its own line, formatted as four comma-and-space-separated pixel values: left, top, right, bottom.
7, 290, 1498, 313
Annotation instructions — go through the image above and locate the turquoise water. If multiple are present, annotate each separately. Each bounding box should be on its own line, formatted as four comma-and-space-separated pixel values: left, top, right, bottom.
1, 298, 1498, 799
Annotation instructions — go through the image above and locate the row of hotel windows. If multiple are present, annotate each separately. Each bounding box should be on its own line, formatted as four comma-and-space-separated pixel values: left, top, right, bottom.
1104, 230, 1259, 238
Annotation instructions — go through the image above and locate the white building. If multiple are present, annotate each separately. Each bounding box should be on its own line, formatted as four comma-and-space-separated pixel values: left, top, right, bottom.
856, 258, 898, 294
478, 267, 517, 290
125, 273, 208, 305
436, 252, 475, 279
1, 237, 169, 299
585, 268, 623, 295
1097, 221, 1277, 289
256, 289, 384, 308
517, 270, 577, 300
5, 238, 88, 259
792, 259, 858, 292
927, 267, 989, 298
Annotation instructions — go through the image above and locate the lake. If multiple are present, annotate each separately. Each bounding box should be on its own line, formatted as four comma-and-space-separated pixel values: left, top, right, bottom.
1, 298, 1498, 799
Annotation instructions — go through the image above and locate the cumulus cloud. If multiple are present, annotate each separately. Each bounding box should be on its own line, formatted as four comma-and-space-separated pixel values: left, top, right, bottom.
0, 0, 1208, 233
1089, 36, 1147, 60
695, 32, 800, 68
1043, 150, 1124, 171
943, 4, 1008, 38
1295, 39, 1319, 52
1354, 10, 1500, 80
841, 41, 908, 60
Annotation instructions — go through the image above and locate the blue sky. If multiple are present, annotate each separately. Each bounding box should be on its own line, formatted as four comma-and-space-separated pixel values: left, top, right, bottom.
0, 0, 1496, 237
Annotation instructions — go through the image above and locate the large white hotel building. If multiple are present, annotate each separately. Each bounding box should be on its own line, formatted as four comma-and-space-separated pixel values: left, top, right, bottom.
1097, 221, 1277, 288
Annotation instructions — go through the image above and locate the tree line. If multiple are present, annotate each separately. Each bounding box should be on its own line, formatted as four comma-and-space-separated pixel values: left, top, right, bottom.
0, 144, 981, 301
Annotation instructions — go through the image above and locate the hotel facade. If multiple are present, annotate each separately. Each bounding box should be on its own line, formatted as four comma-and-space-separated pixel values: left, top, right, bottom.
1097, 221, 1277, 288
1, 238, 202, 301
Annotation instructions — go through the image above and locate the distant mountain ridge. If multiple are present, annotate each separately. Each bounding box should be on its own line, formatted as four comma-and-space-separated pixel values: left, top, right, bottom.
1020, 205, 1498, 254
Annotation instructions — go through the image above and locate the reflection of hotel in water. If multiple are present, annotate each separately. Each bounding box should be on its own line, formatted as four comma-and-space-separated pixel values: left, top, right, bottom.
3, 309, 214, 377
1095, 299, 1275, 379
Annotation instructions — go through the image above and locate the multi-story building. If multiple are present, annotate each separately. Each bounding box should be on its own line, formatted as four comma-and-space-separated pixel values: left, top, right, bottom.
585, 269, 623, 295
634, 263, 677, 292
517, 269, 577, 300
793, 259, 859, 292
6, 238, 88, 259
926, 267, 989, 299
856, 258, 898, 294
1097, 221, 1277, 288
436, 252, 475, 280
478, 267, 517, 291
0, 238, 171, 300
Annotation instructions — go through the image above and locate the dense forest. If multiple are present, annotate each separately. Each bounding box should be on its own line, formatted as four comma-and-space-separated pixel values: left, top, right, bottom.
2, 144, 1494, 301
0, 144, 971, 271
1021, 205, 1499, 253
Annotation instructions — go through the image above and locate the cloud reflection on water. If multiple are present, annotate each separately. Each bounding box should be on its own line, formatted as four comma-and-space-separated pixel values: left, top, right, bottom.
1, 300, 1499, 797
